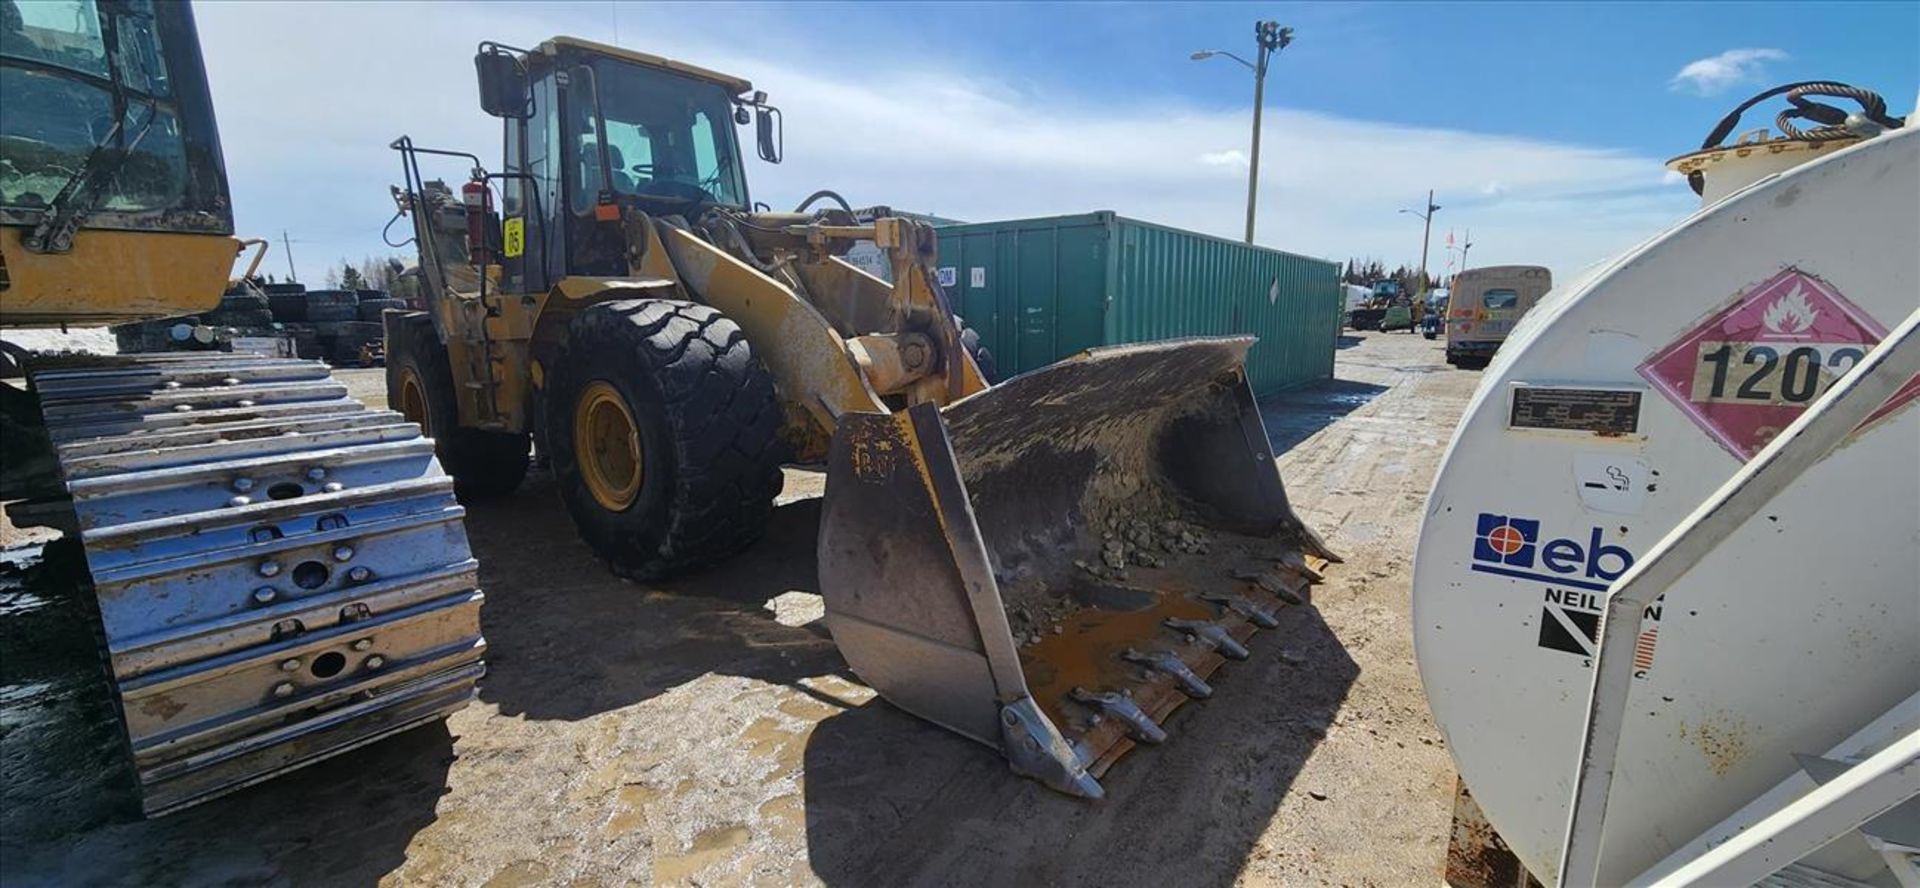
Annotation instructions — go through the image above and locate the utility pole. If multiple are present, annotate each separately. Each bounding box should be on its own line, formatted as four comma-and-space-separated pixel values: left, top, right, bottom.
1459, 228, 1473, 273
1243, 22, 1291, 244
1400, 191, 1441, 297
1192, 22, 1293, 244
280, 230, 298, 282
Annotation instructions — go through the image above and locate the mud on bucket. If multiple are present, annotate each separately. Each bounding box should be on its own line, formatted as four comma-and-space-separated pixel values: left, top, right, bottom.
817, 336, 1335, 797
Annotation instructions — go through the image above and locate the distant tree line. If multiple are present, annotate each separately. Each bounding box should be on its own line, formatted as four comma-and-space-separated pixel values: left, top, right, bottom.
1341, 257, 1439, 292
324, 256, 420, 301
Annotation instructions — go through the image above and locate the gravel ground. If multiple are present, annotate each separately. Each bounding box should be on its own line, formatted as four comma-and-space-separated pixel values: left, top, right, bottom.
1, 330, 1483, 886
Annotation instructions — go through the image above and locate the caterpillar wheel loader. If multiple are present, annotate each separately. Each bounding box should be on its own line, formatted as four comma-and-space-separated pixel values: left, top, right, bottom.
0, 1, 484, 815
389, 36, 1337, 797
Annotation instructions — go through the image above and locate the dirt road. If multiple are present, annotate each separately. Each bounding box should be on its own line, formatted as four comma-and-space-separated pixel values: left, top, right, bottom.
1, 330, 1483, 886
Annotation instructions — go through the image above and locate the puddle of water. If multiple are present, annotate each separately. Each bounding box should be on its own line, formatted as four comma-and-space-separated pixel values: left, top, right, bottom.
480, 859, 552, 888
606, 783, 665, 838
654, 824, 752, 884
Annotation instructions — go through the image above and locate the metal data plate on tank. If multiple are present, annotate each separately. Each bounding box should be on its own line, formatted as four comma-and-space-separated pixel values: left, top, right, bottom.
25, 352, 487, 815
820, 337, 1335, 796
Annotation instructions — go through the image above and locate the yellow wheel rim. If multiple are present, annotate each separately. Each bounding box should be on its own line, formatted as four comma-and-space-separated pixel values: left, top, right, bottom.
397, 368, 431, 437
574, 380, 644, 512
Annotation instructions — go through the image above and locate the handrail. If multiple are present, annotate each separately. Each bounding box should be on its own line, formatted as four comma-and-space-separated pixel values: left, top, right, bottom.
1555, 305, 1920, 887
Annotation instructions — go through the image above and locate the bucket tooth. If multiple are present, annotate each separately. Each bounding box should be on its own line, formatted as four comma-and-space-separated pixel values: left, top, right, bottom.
1234, 566, 1308, 605
1001, 697, 1104, 799
1165, 618, 1251, 660
1070, 688, 1167, 744
1277, 549, 1327, 582
1122, 648, 1213, 698
1199, 592, 1281, 629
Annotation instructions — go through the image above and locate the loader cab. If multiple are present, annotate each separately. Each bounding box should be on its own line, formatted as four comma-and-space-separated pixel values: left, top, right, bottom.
477, 37, 773, 291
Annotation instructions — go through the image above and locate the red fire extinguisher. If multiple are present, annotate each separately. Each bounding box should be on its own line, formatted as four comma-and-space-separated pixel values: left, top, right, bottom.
462, 178, 493, 267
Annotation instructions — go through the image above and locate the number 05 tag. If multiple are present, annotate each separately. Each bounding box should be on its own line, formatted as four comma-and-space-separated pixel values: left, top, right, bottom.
502, 217, 525, 258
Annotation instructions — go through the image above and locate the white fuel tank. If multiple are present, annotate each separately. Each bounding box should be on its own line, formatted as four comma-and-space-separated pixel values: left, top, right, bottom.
1412, 126, 1919, 885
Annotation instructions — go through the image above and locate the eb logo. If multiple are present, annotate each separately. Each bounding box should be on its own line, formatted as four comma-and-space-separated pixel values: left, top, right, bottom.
1471, 513, 1634, 592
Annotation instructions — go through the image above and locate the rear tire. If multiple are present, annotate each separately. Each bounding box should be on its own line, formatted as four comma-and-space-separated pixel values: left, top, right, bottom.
545, 299, 784, 580
384, 313, 530, 500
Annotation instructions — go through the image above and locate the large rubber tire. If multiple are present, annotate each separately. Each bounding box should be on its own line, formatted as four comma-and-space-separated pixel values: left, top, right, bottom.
545, 299, 784, 580
206, 308, 275, 328
218, 290, 270, 312
384, 313, 530, 500
357, 298, 407, 321
307, 303, 357, 323
267, 292, 309, 322
306, 289, 360, 307
952, 314, 999, 384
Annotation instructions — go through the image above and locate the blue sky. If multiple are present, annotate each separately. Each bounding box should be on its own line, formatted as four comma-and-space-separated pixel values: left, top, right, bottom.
190, 1, 1917, 284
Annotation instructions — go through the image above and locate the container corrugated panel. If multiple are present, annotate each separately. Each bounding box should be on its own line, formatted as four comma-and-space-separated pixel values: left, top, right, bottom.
935, 212, 1340, 395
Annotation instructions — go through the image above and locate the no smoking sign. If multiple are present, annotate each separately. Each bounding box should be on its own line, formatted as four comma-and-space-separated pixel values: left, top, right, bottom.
1638, 267, 1918, 460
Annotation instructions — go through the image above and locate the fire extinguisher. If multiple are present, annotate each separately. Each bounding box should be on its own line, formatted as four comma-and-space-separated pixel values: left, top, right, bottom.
462, 178, 493, 267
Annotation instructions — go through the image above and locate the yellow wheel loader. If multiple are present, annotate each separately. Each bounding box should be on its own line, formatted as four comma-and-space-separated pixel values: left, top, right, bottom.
390, 36, 1336, 796
1, 1, 484, 815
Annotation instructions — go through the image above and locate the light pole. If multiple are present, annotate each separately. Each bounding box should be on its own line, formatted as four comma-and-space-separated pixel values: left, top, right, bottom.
1192, 21, 1293, 244
1399, 190, 1441, 297
1459, 228, 1473, 274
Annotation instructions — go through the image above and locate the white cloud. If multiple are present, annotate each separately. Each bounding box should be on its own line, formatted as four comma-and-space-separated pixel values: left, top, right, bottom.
1200, 149, 1250, 169
1670, 48, 1789, 96
188, 2, 1693, 285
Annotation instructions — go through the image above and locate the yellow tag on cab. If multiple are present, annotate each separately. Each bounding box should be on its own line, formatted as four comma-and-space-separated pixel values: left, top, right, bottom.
502, 217, 525, 258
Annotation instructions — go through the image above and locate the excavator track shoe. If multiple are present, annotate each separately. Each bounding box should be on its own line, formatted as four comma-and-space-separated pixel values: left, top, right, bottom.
12, 352, 485, 815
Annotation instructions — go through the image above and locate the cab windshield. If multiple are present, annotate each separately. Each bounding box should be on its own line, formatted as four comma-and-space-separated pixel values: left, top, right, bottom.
570, 58, 745, 211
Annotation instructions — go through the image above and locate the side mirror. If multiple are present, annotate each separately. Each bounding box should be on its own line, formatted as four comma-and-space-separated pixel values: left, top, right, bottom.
475, 45, 531, 119
755, 104, 783, 164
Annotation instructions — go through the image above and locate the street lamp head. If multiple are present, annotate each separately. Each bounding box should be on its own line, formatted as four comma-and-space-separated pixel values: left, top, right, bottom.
1255, 21, 1294, 52
1190, 50, 1215, 60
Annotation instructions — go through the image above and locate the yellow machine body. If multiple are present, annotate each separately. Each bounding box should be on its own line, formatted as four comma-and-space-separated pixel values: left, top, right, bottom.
392, 36, 1333, 796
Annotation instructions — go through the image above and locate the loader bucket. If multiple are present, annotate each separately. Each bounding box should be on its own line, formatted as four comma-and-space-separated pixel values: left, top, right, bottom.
818, 337, 1336, 797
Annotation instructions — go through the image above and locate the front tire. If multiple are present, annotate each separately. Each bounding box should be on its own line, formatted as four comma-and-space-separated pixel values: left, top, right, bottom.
384, 312, 530, 499
545, 299, 784, 580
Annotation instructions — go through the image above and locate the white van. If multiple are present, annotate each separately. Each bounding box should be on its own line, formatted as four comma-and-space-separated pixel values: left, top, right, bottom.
1444, 265, 1551, 367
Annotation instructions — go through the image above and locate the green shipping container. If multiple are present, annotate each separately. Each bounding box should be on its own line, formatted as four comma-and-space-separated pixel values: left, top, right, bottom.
935, 212, 1341, 396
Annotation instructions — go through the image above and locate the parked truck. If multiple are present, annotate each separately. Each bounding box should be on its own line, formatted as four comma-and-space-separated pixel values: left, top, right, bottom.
1442, 265, 1552, 367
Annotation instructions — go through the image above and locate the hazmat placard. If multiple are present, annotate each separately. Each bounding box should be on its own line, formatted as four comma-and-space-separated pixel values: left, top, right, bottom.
1637, 267, 1917, 460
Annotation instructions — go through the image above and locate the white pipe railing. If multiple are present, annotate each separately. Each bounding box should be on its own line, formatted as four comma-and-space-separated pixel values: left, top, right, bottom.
1555, 305, 1920, 887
